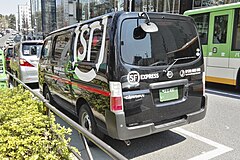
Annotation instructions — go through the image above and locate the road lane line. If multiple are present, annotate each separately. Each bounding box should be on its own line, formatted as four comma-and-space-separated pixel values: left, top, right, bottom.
172, 127, 233, 160
206, 89, 240, 99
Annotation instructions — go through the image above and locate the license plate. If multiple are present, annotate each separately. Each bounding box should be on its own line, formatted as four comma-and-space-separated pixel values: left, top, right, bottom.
159, 87, 179, 102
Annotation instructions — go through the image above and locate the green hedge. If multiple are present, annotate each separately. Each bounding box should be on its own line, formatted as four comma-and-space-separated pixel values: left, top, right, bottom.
0, 86, 78, 160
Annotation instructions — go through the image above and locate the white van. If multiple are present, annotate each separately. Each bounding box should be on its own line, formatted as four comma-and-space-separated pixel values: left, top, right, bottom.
10, 40, 43, 85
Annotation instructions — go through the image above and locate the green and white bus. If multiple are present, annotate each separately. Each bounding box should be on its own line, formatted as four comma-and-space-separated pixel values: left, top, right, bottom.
184, 3, 240, 88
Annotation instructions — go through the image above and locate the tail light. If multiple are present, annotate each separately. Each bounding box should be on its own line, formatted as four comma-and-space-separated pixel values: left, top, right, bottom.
20, 58, 34, 67
110, 82, 123, 112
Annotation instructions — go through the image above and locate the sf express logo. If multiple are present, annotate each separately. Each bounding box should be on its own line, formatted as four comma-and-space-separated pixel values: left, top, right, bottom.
127, 71, 159, 84
73, 16, 108, 82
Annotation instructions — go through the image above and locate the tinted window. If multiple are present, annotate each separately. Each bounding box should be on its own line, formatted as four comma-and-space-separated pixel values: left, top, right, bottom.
22, 43, 42, 56
121, 18, 200, 66
232, 9, 240, 50
53, 33, 71, 62
41, 39, 52, 59
213, 15, 228, 44
191, 13, 209, 45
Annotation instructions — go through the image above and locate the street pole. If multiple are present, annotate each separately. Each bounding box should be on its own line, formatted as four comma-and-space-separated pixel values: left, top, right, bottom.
129, 0, 133, 12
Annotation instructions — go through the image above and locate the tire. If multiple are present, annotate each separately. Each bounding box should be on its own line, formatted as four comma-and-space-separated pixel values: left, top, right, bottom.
236, 68, 240, 90
78, 104, 104, 145
44, 86, 53, 104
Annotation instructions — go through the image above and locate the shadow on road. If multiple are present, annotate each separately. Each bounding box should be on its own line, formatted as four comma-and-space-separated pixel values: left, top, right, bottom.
206, 82, 240, 99
103, 130, 186, 159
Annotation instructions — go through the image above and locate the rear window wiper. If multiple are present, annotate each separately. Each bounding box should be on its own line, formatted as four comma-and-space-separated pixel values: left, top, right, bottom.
150, 60, 166, 66
163, 56, 197, 73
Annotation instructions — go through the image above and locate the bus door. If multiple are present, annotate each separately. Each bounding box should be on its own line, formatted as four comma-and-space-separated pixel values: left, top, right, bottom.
207, 10, 233, 68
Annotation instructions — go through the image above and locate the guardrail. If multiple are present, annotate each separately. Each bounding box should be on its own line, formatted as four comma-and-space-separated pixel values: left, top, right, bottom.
6, 71, 127, 160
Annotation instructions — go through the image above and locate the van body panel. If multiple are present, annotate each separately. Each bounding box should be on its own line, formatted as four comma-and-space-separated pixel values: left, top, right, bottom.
39, 12, 207, 141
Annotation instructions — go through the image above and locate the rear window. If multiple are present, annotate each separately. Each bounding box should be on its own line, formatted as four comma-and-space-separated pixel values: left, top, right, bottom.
22, 43, 42, 56
121, 18, 200, 66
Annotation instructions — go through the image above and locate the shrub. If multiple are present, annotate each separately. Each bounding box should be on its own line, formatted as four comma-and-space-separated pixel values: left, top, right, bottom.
0, 86, 77, 160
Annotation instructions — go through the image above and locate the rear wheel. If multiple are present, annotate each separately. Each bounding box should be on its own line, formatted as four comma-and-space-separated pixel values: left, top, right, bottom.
79, 104, 96, 134
78, 104, 104, 145
44, 86, 53, 104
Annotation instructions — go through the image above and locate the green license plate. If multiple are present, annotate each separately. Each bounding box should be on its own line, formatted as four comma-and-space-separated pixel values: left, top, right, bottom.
159, 87, 179, 102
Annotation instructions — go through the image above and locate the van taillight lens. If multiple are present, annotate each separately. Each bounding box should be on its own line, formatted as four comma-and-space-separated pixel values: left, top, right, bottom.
110, 82, 123, 112
20, 58, 34, 67
110, 97, 123, 111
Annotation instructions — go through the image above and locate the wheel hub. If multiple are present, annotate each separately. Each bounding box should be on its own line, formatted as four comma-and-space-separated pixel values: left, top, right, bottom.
82, 112, 92, 132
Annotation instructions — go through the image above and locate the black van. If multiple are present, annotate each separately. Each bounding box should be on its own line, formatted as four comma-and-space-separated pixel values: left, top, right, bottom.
39, 12, 207, 142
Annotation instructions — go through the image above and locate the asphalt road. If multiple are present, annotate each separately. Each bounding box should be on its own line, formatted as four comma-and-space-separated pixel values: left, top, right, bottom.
55, 83, 240, 160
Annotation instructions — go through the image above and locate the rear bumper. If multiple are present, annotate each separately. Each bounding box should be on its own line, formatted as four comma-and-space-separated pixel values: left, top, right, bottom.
106, 95, 207, 140
20, 67, 38, 83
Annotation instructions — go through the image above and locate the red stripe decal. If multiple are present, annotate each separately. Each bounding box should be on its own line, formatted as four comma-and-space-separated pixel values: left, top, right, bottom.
75, 83, 110, 97
50, 75, 110, 97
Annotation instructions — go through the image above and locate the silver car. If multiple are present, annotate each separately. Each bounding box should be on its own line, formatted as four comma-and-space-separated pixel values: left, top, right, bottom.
10, 40, 43, 85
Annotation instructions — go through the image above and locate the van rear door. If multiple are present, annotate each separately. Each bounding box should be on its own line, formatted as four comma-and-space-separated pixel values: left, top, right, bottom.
119, 13, 204, 127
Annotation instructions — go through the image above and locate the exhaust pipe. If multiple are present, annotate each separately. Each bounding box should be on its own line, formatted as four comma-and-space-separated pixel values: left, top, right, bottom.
124, 140, 131, 146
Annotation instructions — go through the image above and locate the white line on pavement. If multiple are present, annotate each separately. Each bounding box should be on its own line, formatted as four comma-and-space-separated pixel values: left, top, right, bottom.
172, 127, 233, 160
206, 89, 240, 99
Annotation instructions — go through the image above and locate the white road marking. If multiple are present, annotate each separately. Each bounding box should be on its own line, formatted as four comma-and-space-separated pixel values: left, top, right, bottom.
172, 127, 233, 160
206, 89, 240, 99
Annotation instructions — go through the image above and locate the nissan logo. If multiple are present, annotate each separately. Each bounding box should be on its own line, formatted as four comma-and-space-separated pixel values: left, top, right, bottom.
166, 71, 173, 79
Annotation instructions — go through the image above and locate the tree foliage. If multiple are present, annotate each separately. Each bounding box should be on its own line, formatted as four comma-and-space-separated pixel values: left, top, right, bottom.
8, 14, 16, 30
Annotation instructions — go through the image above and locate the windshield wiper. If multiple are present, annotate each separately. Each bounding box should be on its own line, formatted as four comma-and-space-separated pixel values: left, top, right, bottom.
163, 56, 197, 73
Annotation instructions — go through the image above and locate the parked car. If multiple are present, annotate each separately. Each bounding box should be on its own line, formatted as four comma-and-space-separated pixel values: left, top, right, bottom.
0, 49, 8, 88
4, 46, 13, 72
38, 12, 207, 143
10, 40, 43, 86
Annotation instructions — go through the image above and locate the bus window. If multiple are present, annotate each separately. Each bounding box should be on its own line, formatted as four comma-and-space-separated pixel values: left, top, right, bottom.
232, 9, 240, 50
213, 15, 228, 44
191, 13, 209, 45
